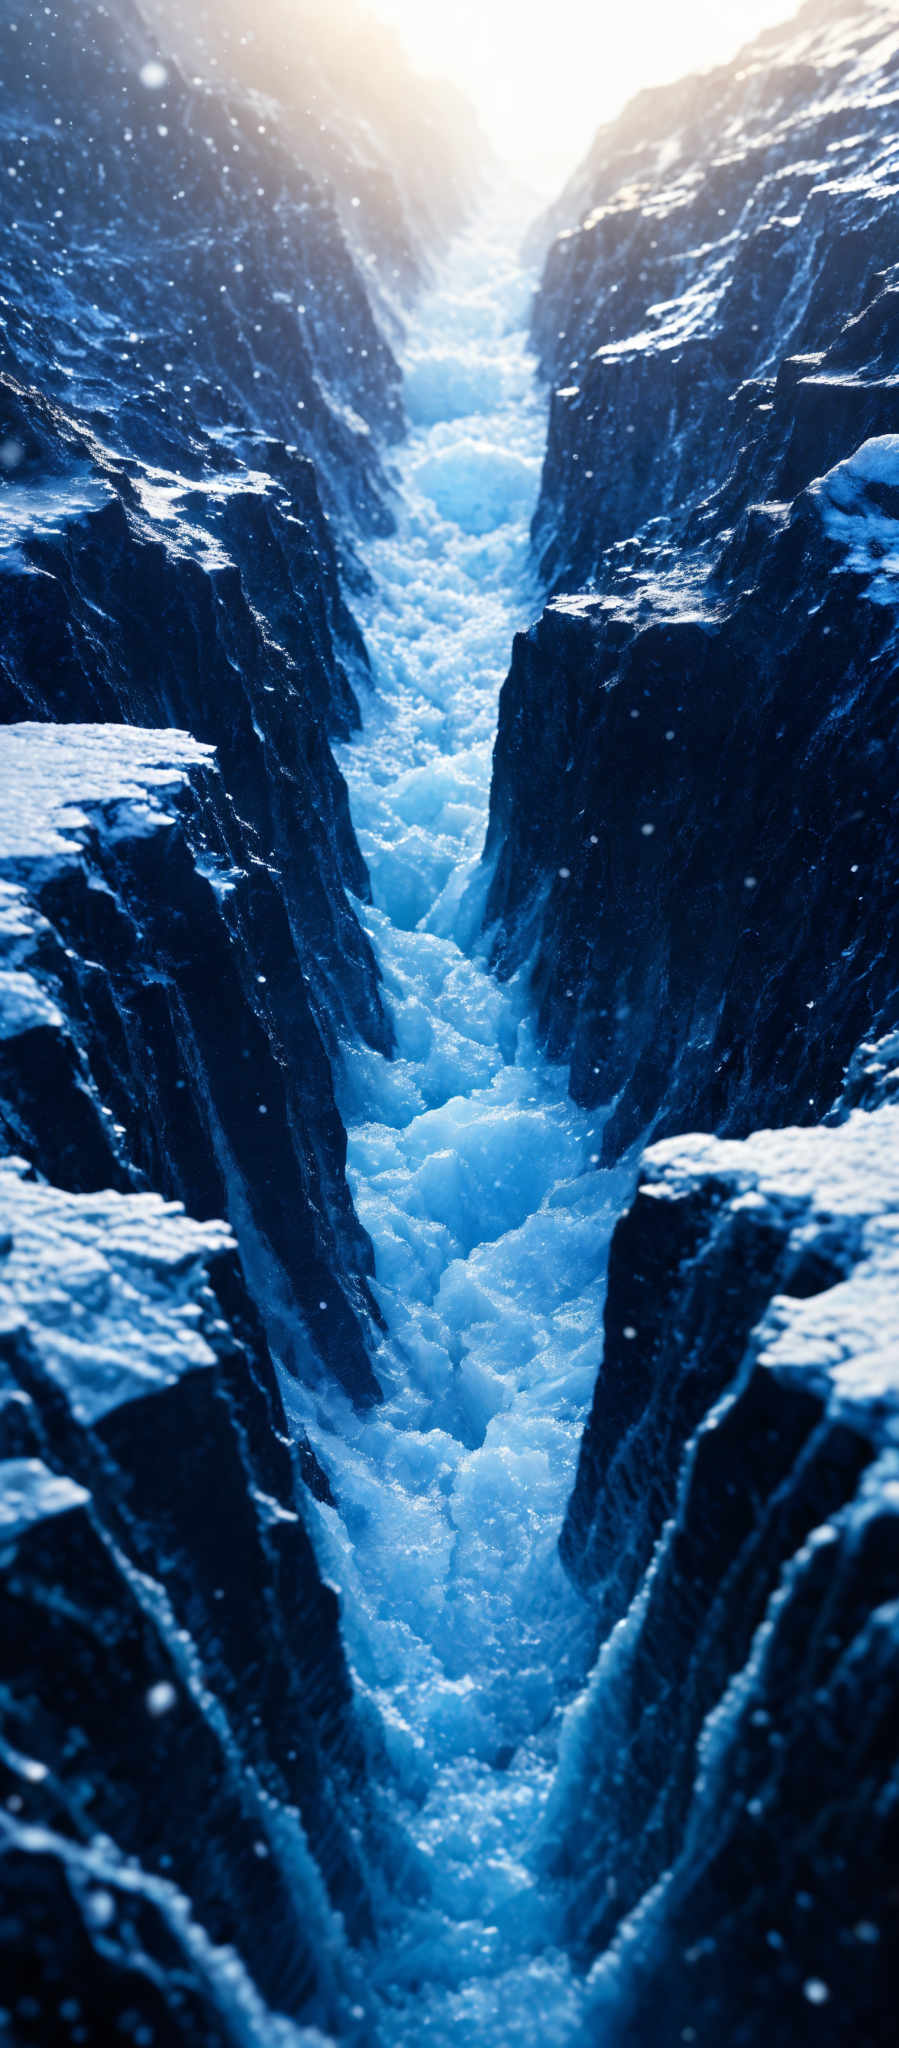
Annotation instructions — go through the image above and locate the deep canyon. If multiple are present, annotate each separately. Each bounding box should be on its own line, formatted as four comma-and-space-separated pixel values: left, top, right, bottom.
0, 2, 896, 2045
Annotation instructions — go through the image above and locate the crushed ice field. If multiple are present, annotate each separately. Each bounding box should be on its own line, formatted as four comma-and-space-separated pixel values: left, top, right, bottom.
284, 193, 631, 2045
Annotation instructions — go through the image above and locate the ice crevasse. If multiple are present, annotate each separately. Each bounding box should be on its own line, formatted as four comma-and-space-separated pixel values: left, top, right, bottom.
283, 192, 632, 2044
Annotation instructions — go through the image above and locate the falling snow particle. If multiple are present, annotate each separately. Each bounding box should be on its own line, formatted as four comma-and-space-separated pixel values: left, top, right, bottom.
145, 1680, 177, 1717
803, 1981, 831, 2007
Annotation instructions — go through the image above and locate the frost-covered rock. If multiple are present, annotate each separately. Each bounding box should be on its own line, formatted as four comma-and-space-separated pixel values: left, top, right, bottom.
0, 0, 477, 1070
552, 1108, 898, 2044
0, 372, 390, 1061
836, 1023, 899, 1112
0, 1, 484, 1403
485, 0, 899, 1158
531, 0, 899, 584
485, 448, 899, 1156
0, 1160, 381, 2042
0, 724, 382, 1399
0, 0, 403, 518
0, 13, 487, 2035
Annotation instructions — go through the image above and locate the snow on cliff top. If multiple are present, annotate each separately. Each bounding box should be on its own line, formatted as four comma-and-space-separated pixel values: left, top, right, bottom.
0, 1159, 234, 1425
0, 723, 216, 867
643, 1107, 899, 1419
0, 1458, 89, 1540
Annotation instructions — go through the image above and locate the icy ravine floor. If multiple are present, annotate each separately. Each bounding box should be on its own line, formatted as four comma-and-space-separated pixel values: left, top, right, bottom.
287, 196, 629, 2045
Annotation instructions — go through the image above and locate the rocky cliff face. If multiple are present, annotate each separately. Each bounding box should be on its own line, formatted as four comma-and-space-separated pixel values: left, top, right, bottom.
549, 1103, 898, 2046
0, 1160, 384, 2044
485, 0, 899, 1160
0, 374, 387, 1062
530, 0, 899, 586
0, 2, 479, 2034
0, 723, 397, 2024
0, 0, 410, 522
478, 8, 899, 2036
0, 724, 382, 1400
0, 0, 470, 1380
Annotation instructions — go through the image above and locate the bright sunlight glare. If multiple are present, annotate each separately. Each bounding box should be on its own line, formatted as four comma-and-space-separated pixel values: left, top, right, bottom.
365, 0, 803, 187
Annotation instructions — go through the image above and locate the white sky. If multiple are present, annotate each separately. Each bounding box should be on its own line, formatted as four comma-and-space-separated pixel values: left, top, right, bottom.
366, 0, 803, 187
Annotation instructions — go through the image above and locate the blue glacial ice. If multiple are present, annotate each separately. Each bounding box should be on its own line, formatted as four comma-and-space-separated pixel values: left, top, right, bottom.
280, 192, 633, 2047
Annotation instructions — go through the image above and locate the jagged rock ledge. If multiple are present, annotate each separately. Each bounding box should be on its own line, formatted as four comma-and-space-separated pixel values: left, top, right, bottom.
0, 371, 391, 1063
0, 723, 382, 1401
485, 437, 899, 1158
530, 0, 899, 587
0, 1159, 390, 2044
550, 1103, 898, 2044
484, 0, 899, 1159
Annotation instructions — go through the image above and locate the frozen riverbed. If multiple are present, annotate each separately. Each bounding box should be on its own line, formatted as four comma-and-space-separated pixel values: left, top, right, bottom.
285, 190, 630, 2046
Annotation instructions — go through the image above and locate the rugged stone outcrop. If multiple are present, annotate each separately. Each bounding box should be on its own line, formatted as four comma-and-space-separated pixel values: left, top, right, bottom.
0, 0, 408, 518
485, 443, 899, 1158
0, 373, 389, 1061
530, 0, 899, 586
0, 8, 481, 2029
550, 1107, 898, 2045
0, 0, 482, 1050
0, 1159, 386, 2043
475, 18, 899, 2033
484, 0, 899, 1162
0, 0, 463, 1396
0, 724, 382, 1401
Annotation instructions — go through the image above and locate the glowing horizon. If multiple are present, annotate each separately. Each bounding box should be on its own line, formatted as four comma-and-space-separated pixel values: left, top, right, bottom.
364, 0, 803, 188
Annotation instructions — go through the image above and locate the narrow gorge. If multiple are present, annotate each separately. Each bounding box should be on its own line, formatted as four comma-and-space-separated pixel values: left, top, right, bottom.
0, 3, 896, 2046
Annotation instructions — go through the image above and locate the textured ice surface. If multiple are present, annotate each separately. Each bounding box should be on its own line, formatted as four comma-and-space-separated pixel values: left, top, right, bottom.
285, 191, 629, 2046
0, 967, 64, 1038
0, 1158, 233, 1424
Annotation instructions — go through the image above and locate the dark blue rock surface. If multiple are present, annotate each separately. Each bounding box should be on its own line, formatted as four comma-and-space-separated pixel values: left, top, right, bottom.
479, 10, 899, 2040
0, 1163, 383, 2042
485, 0, 899, 1161
0, 0, 478, 1382
0, 2, 479, 2035
0, 724, 383, 1399
552, 1108, 899, 2046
